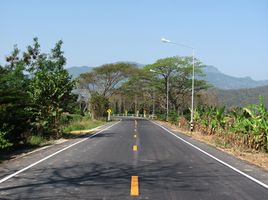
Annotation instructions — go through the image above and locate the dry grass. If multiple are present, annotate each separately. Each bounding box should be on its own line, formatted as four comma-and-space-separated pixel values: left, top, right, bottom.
157, 121, 268, 172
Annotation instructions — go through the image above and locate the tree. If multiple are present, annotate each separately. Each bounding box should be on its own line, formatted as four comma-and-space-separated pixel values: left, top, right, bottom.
144, 56, 209, 116
78, 62, 138, 117
0, 38, 76, 149
116, 68, 153, 114
78, 62, 138, 97
89, 93, 110, 120
0, 49, 31, 147
26, 39, 76, 136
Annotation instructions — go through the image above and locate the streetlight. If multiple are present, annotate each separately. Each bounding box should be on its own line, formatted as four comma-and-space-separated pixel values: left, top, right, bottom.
150, 69, 169, 121
161, 37, 195, 131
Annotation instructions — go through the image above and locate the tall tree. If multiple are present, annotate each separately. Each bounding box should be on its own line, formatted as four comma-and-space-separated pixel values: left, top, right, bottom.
78, 62, 138, 97
0, 48, 31, 147
78, 62, 138, 118
144, 56, 208, 115
117, 68, 153, 114
26, 39, 75, 136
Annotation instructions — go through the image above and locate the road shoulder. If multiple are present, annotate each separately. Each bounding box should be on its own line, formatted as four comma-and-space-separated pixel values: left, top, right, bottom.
0, 122, 117, 181
152, 120, 268, 187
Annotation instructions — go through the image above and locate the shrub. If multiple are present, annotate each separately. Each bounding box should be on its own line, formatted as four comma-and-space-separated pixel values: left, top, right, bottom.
27, 135, 45, 146
0, 131, 13, 149
168, 110, 179, 125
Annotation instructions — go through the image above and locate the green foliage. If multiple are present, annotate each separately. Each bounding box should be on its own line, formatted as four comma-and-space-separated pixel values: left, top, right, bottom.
90, 93, 109, 119
194, 96, 268, 151
62, 116, 105, 133
143, 56, 209, 114
0, 54, 31, 145
79, 62, 138, 97
26, 39, 75, 136
27, 135, 45, 146
0, 131, 13, 149
60, 114, 83, 126
168, 110, 179, 125
78, 62, 139, 117
0, 38, 76, 150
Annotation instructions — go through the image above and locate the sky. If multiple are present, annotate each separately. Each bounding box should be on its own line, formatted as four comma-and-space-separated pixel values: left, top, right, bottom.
0, 0, 268, 80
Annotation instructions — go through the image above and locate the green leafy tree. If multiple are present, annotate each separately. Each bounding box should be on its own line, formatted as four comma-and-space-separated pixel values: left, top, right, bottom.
1, 38, 76, 146
117, 68, 153, 114
144, 56, 209, 116
78, 62, 138, 117
89, 93, 109, 119
26, 39, 76, 136
0, 48, 31, 147
79, 62, 138, 97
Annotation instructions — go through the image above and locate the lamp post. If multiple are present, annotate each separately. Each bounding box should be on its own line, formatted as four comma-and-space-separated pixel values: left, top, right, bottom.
161, 38, 195, 131
150, 69, 169, 121
152, 89, 155, 118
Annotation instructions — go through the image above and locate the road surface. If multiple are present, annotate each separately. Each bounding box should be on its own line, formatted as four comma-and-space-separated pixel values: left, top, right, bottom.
0, 118, 268, 199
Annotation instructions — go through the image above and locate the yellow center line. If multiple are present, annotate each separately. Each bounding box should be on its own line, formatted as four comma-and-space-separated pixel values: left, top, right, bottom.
133, 145, 138, 151
130, 176, 139, 196
134, 134, 137, 138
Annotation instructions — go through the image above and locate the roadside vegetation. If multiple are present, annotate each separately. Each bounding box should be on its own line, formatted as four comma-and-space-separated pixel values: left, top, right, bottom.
171, 96, 268, 152
62, 115, 106, 134
77, 55, 268, 153
0, 38, 106, 152
1, 38, 267, 158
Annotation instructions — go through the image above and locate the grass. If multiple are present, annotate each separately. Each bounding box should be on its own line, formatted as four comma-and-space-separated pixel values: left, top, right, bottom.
62, 117, 107, 134
0, 135, 48, 163
27, 135, 46, 146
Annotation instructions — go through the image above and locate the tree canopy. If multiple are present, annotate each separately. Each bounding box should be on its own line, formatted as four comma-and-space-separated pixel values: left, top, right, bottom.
0, 38, 76, 149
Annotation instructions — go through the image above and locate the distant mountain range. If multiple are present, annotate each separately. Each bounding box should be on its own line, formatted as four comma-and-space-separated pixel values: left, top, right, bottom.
66, 66, 93, 79
202, 66, 268, 90
214, 85, 268, 107
66, 64, 268, 90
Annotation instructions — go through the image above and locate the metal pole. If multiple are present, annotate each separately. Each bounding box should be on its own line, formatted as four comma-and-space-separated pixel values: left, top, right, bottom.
190, 49, 195, 131
153, 89, 155, 118
161, 38, 195, 131
166, 76, 169, 121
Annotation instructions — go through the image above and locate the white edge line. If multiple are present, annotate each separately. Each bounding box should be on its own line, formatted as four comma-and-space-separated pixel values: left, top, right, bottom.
0, 121, 121, 184
151, 120, 268, 190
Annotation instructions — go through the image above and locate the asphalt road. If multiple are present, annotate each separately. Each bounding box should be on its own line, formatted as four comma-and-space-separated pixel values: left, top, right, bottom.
0, 118, 268, 199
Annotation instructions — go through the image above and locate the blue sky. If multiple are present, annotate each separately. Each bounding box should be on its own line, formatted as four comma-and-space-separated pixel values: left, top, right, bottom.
1, 0, 268, 80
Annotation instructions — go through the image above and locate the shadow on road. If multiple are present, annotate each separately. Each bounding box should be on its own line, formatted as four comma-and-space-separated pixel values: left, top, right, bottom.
0, 160, 234, 199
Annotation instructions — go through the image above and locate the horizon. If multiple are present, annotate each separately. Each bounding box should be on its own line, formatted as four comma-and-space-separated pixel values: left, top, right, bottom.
66, 63, 268, 81
1, 0, 267, 80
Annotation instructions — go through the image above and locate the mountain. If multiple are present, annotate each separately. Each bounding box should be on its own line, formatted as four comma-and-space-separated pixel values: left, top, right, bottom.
66, 62, 145, 79
66, 66, 93, 79
202, 66, 268, 89
114, 61, 145, 68
213, 85, 268, 107
66, 64, 268, 90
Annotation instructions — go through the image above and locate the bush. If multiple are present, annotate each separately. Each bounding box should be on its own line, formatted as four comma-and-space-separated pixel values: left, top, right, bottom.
168, 110, 179, 125
0, 131, 13, 149
27, 135, 45, 146
60, 114, 83, 126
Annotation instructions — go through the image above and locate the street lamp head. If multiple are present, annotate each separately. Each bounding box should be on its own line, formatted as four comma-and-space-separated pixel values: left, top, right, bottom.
161, 38, 171, 43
